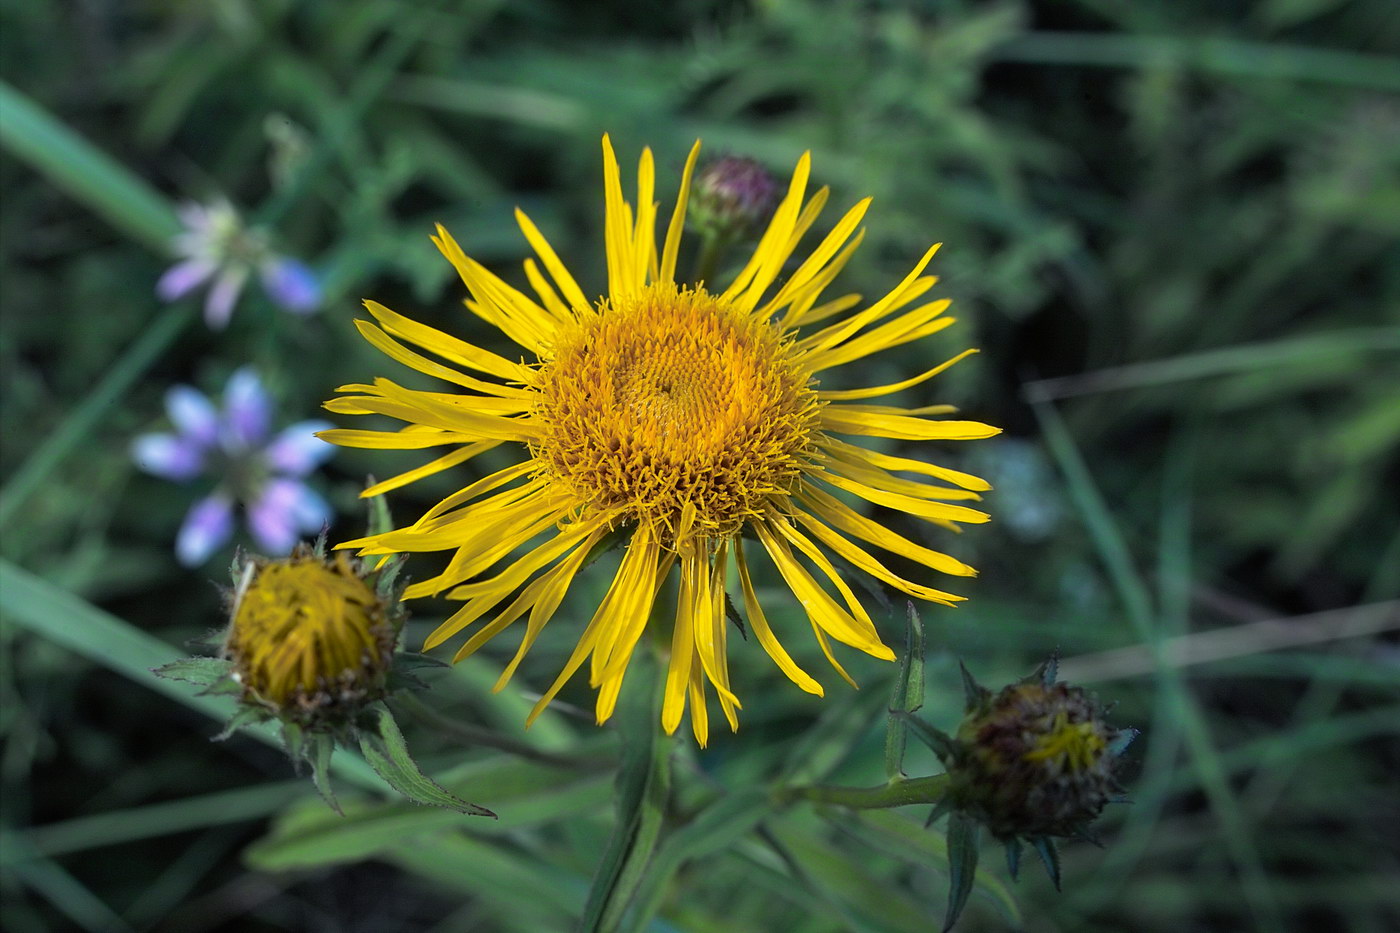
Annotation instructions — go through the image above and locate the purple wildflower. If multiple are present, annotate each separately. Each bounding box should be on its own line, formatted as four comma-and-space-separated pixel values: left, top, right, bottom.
131, 367, 335, 566
157, 199, 322, 329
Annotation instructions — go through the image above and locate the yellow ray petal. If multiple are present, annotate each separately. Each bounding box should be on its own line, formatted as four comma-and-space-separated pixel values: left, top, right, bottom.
816, 349, 979, 402
758, 196, 869, 322
726, 152, 812, 312
515, 207, 592, 314
315, 427, 476, 450
359, 440, 501, 498
631, 147, 657, 288
363, 299, 529, 384
820, 407, 1001, 444
768, 515, 881, 641
796, 481, 979, 577
753, 519, 893, 660
791, 507, 965, 606
805, 306, 957, 373
662, 555, 696, 734
495, 525, 608, 690
522, 258, 573, 322
820, 447, 985, 502
601, 134, 636, 302
688, 658, 710, 747
819, 436, 990, 492
660, 140, 701, 284
734, 537, 823, 696
353, 320, 528, 398
814, 468, 990, 525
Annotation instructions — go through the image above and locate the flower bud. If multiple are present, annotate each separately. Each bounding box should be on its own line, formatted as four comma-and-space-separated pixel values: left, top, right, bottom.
949, 674, 1126, 840
689, 155, 780, 241
223, 546, 398, 726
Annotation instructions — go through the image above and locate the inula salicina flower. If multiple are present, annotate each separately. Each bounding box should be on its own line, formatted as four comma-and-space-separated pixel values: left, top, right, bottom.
158, 199, 321, 329
132, 367, 334, 565
321, 136, 1000, 744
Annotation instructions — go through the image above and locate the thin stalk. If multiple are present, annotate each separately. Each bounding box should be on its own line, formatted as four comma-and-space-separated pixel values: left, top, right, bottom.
779, 774, 950, 810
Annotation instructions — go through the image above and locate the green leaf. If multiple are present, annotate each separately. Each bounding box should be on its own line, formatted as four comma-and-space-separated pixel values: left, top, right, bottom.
356, 706, 495, 818
308, 735, 342, 816
621, 788, 771, 933
1029, 836, 1061, 891
1004, 837, 1022, 882
885, 602, 927, 778
151, 657, 234, 690
898, 711, 958, 766
943, 811, 981, 932
577, 650, 669, 933
0, 80, 180, 252
958, 661, 990, 712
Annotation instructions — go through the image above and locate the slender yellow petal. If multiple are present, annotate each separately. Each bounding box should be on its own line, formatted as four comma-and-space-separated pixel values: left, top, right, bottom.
660, 140, 701, 284
359, 440, 501, 498
734, 537, 823, 695
515, 207, 592, 314
819, 436, 990, 492
601, 134, 636, 302
363, 299, 529, 383
820, 407, 1001, 443
817, 349, 979, 402
796, 481, 979, 577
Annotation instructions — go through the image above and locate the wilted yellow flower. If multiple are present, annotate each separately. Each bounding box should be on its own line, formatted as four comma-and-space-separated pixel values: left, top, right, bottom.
225, 547, 396, 723
321, 136, 999, 744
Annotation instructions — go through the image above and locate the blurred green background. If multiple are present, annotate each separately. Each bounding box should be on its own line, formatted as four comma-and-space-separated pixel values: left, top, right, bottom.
2, 0, 1398, 931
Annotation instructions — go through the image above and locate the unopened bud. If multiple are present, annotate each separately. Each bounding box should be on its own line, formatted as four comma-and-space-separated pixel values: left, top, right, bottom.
689, 156, 780, 241
224, 546, 397, 726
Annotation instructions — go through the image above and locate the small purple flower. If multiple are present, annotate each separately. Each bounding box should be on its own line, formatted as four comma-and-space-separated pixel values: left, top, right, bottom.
131, 367, 335, 566
157, 199, 322, 329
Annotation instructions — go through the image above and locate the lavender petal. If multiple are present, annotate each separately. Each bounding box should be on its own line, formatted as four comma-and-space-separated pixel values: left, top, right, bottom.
221, 366, 271, 451
130, 433, 205, 481
164, 386, 220, 447
175, 493, 234, 566
203, 266, 248, 330
264, 420, 336, 475
156, 259, 216, 302
260, 257, 321, 314
246, 479, 304, 555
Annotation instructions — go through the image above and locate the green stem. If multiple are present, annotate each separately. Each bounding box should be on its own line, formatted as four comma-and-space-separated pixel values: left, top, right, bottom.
691, 231, 730, 289
779, 774, 951, 811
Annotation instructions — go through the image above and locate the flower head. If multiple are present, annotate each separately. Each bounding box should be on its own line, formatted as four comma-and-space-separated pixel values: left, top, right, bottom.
225, 546, 397, 724
132, 367, 335, 565
321, 136, 1000, 744
689, 155, 780, 241
158, 199, 321, 328
950, 668, 1126, 840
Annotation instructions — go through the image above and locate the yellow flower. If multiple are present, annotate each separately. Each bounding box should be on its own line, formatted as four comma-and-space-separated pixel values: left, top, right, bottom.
225, 547, 396, 722
321, 137, 999, 745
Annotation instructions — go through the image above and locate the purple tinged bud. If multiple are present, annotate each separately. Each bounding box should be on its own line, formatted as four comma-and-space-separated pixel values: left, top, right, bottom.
260, 257, 321, 314
690, 156, 780, 240
176, 494, 235, 566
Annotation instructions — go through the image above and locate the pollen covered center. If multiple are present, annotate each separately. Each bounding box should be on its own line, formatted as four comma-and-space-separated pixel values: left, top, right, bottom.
535, 283, 818, 542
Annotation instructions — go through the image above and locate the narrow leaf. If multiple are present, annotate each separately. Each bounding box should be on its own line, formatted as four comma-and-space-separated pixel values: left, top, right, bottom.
958, 661, 989, 712
309, 734, 342, 815
151, 657, 233, 689
1030, 836, 1061, 891
358, 706, 496, 817
1004, 837, 1022, 882
884, 602, 926, 778
943, 811, 981, 932
897, 711, 958, 765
